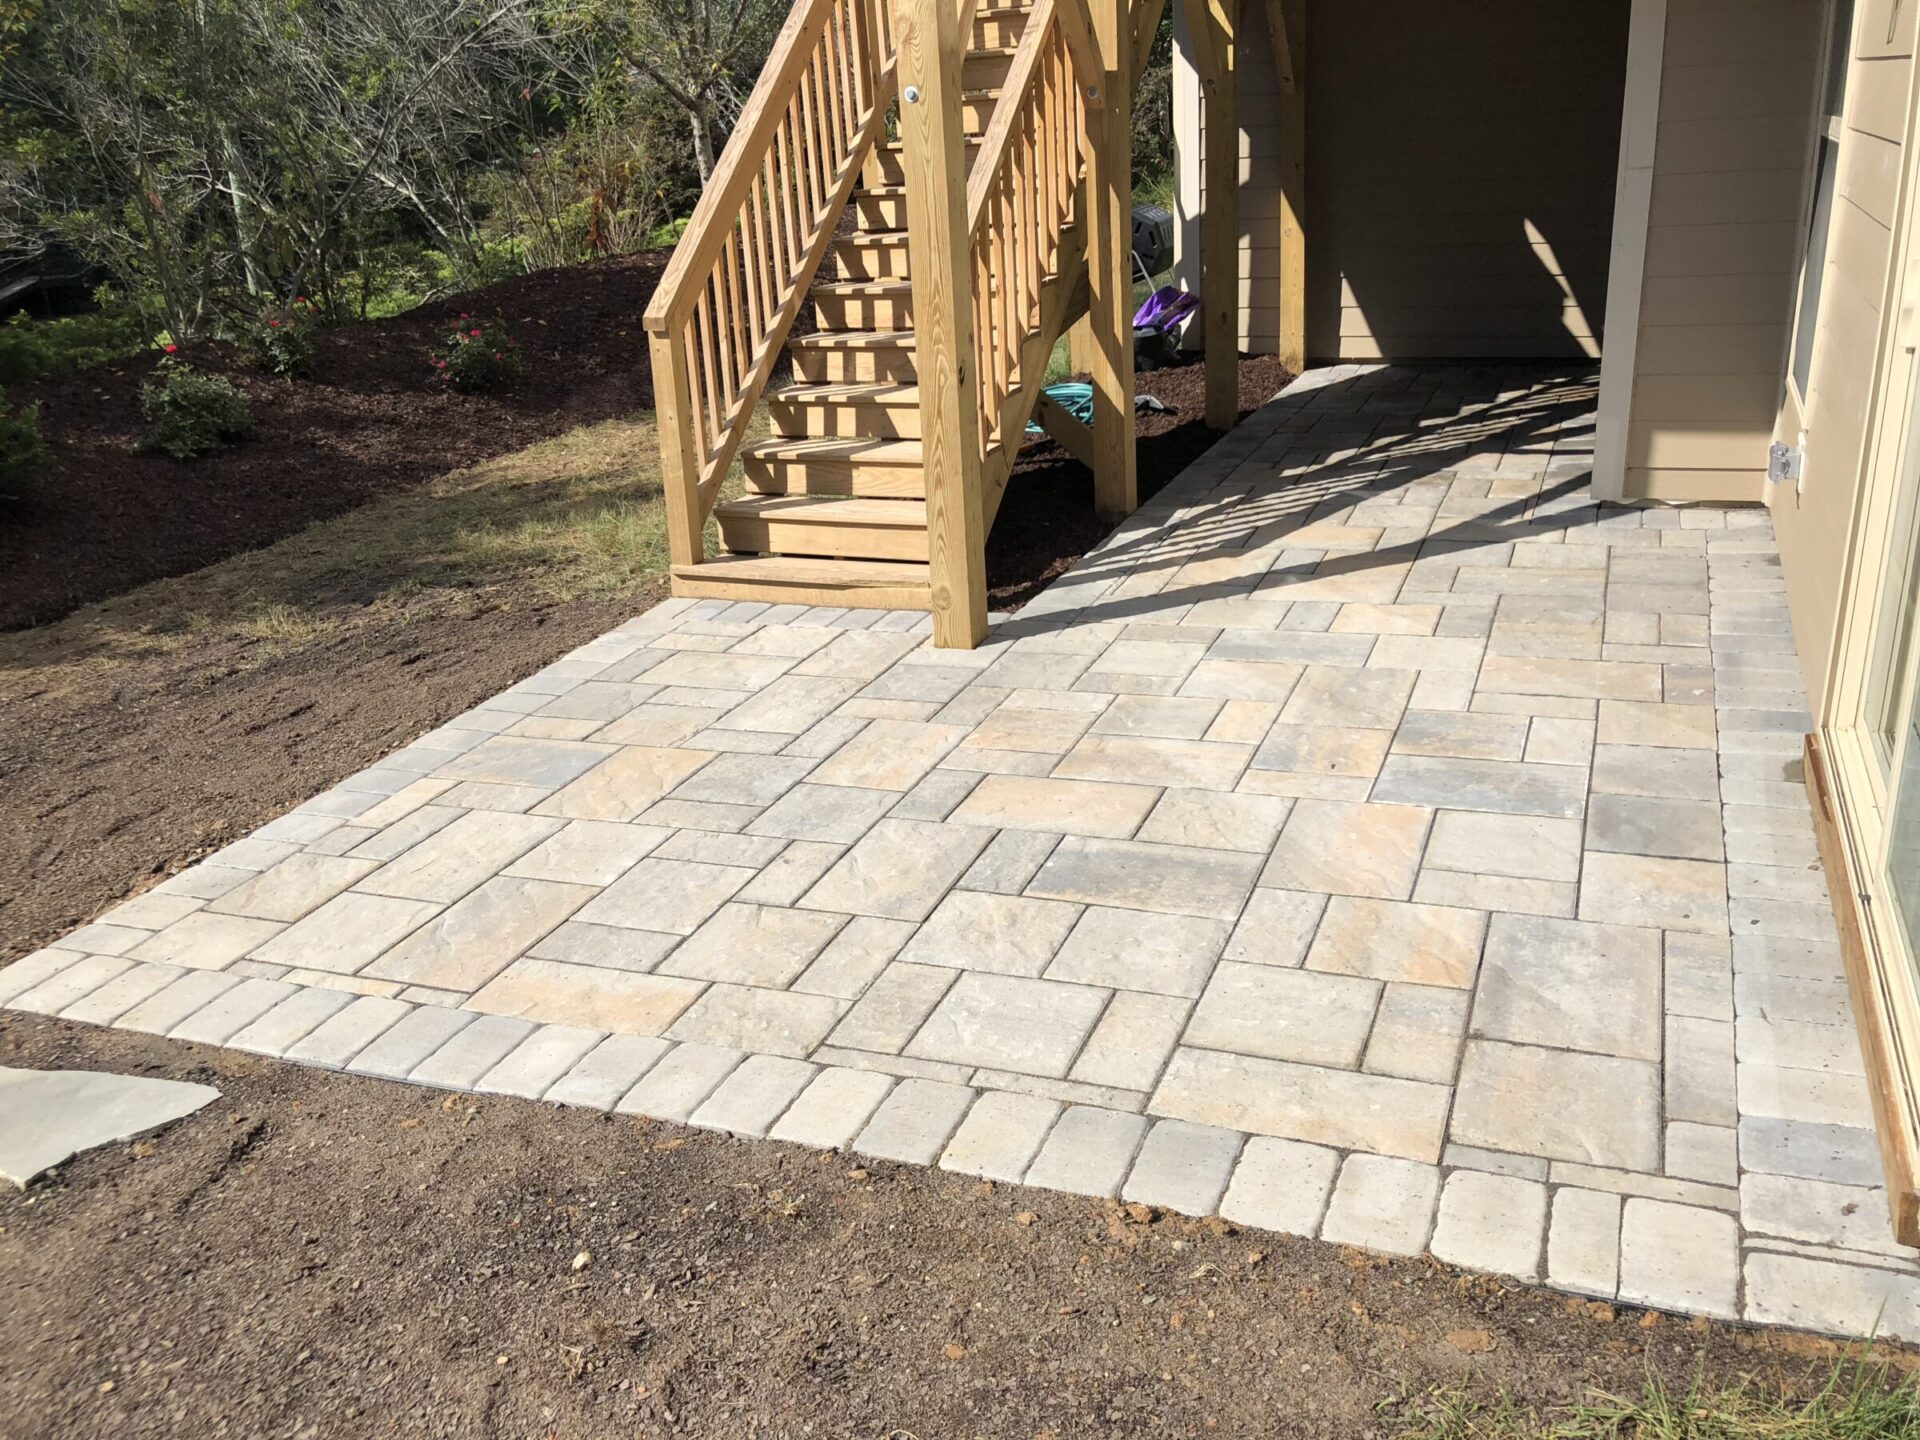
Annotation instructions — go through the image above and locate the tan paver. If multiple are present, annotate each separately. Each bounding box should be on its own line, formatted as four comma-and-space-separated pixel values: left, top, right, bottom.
24, 367, 1893, 1337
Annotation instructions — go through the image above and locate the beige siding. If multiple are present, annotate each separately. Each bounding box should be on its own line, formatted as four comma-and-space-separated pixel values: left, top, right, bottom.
1216, 0, 1628, 359
1621, 0, 1824, 502
1771, 3, 1917, 711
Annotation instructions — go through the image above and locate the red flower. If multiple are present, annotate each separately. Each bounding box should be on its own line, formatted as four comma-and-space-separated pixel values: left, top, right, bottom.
269, 318, 280, 328
492, 352, 501, 360
163, 343, 178, 354
470, 328, 483, 338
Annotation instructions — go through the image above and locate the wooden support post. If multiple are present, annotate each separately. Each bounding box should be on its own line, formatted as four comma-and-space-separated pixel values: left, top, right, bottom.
1185, 0, 1238, 430
1087, 0, 1137, 522
1276, 0, 1305, 374
650, 330, 705, 567
894, 0, 987, 648
1068, 314, 1097, 374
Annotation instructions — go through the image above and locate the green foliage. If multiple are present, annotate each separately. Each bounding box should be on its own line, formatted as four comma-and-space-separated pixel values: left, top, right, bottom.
0, 389, 42, 495
242, 298, 321, 377
433, 316, 520, 393
0, 301, 151, 385
137, 363, 254, 460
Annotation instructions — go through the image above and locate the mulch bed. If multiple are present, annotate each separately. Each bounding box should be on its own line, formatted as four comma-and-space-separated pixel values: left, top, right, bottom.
0, 254, 669, 632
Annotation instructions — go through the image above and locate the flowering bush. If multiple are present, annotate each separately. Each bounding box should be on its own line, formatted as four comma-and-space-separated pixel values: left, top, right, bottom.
0, 390, 42, 497
243, 296, 320, 377
432, 313, 520, 392
137, 355, 254, 459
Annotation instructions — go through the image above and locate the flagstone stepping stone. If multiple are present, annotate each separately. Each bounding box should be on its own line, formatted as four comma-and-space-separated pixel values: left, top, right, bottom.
0, 1066, 220, 1188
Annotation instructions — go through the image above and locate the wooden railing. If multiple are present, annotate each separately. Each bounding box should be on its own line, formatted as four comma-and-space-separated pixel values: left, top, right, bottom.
641, 0, 898, 566
965, 0, 1098, 459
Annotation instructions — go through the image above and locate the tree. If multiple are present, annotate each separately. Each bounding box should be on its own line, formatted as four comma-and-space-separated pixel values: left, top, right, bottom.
585, 0, 785, 184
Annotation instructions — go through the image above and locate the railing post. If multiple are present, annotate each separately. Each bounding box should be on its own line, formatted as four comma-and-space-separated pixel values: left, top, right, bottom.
649, 329, 706, 567
1087, 0, 1137, 522
895, 0, 988, 647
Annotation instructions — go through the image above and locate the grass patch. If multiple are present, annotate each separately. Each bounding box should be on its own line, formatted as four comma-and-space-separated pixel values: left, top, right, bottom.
1, 409, 756, 681
1391, 1359, 1920, 1439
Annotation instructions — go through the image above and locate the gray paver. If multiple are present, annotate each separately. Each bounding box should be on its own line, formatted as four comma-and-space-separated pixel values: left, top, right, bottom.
689, 1055, 819, 1136
1428, 1170, 1547, 1280
1320, 1154, 1442, 1256
854, 1078, 977, 1164
284, 995, 414, 1067
770, 1067, 897, 1149
1618, 1198, 1740, 1319
1121, 1120, 1243, 1215
939, 1091, 1063, 1182
614, 1042, 742, 1120
115, 971, 246, 1035
168, 977, 300, 1046
474, 1024, 607, 1098
544, 1033, 671, 1108
410, 1014, 539, 1089
345, 1005, 476, 1080
1546, 1187, 1622, 1299
227, 985, 358, 1056
1217, 1136, 1340, 1235
1023, 1105, 1150, 1198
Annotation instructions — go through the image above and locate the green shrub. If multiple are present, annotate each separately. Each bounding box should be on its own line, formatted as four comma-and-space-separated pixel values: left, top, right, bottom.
242, 297, 320, 377
432, 315, 520, 393
0, 298, 152, 385
0, 391, 44, 496
137, 360, 253, 459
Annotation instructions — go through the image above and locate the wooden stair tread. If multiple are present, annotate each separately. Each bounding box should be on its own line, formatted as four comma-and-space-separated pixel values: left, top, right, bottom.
674, 555, 931, 588
717, 495, 927, 526
744, 435, 922, 463
811, 279, 911, 297
787, 330, 914, 351
767, 381, 918, 405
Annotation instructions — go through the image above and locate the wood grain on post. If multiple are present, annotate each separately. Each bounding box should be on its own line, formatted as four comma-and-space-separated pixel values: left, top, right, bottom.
1087, 0, 1138, 521
894, 0, 988, 647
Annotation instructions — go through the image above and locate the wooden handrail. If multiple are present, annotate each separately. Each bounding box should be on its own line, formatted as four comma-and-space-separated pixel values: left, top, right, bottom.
643, 0, 899, 565
960, 0, 1098, 456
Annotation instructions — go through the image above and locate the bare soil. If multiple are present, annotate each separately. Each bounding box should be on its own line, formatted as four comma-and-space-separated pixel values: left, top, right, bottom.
0, 1011, 1892, 1440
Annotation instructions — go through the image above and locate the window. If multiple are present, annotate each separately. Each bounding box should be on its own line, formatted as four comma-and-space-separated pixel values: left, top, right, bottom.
1791, 0, 1856, 400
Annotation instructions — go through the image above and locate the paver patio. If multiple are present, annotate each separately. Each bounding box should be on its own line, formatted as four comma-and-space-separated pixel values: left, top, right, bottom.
8, 364, 1915, 1339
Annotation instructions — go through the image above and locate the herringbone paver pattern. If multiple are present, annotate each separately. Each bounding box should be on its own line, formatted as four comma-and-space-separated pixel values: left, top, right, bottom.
8, 365, 1913, 1338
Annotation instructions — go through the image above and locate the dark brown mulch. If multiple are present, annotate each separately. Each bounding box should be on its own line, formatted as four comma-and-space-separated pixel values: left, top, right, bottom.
988, 352, 1297, 609
1, 1009, 1893, 1440
0, 253, 670, 632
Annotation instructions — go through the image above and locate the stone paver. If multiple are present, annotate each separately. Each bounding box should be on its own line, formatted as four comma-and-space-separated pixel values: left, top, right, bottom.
1121, 1120, 1243, 1215
1320, 1154, 1441, 1256
11, 366, 1897, 1337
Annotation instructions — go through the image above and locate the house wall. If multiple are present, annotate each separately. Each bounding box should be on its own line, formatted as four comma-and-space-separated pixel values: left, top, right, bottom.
1770, 0, 1919, 711
1181, 0, 1630, 359
1616, 0, 1826, 505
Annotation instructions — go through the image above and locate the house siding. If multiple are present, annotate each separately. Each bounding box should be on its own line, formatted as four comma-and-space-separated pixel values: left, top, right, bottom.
1769, 0, 1916, 711
1621, 0, 1826, 504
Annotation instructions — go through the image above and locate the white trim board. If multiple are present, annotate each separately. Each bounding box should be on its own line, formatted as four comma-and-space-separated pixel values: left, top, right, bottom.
1593, 0, 1667, 502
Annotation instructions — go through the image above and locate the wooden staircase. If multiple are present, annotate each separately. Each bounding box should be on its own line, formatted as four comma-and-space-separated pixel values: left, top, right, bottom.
644, 0, 1154, 642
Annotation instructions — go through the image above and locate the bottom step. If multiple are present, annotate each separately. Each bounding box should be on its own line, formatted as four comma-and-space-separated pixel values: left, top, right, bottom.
670, 555, 932, 610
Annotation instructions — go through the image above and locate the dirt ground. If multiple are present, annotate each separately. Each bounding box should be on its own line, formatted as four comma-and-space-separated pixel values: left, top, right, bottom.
0, 1011, 1891, 1440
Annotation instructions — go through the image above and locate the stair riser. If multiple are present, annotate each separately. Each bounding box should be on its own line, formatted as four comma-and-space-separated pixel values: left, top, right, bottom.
813, 293, 912, 331
868, 142, 983, 190
791, 346, 918, 384
852, 192, 908, 231
972, 12, 1029, 47
769, 397, 921, 440
745, 458, 927, 498
833, 240, 910, 281
719, 516, 931, 563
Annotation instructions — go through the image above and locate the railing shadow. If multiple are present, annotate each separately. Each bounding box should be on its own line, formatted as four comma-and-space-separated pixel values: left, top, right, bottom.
1000, 364, 1610, 632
